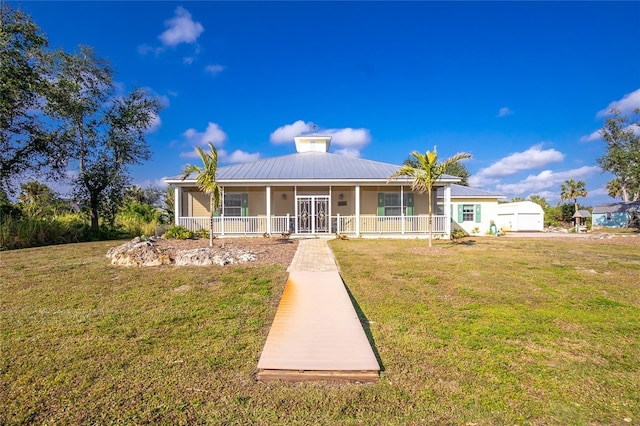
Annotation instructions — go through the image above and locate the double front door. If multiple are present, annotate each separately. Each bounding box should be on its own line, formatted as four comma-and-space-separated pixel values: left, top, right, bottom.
297, 196, 330, 233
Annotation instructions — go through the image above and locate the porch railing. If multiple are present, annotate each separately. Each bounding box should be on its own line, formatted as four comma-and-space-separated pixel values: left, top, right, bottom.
178, 215, 447, 236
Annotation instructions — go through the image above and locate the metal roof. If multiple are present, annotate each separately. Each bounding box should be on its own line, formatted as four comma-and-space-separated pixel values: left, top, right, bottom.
573, 209, 592, 218
437, 184, 504, 198
592, 202, 640, 214
167, 151, 461, 184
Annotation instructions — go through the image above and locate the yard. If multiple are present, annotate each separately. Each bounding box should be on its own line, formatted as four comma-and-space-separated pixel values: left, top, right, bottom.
1, 236, 639, 424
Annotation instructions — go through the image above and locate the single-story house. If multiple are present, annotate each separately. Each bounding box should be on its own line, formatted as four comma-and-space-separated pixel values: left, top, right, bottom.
495, 201, 545, 232
592, 202, 640, 228
165, 135, 474, 238
437, 184, 505, 235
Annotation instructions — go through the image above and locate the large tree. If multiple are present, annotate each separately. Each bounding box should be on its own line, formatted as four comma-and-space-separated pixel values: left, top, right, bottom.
390, 146, 472, 247
181, 143, 221, 247
560, 179, 587, 215
0, 5, 66, 192
45, 47, 162, 230
403, 154, 471, 185
597, 109, 640, 202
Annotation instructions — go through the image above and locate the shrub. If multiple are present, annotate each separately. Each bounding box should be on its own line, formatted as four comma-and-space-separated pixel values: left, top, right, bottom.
194, 228, 210, 239
164, 225, 194, 240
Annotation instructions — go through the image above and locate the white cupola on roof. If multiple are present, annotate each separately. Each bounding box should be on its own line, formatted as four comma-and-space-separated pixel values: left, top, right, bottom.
294, 135, 331, 153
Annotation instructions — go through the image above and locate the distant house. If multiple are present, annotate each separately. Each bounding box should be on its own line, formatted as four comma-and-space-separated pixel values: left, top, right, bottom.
592, 202, 640, 228
437, 184, 505, 234
495, 201, 545, 232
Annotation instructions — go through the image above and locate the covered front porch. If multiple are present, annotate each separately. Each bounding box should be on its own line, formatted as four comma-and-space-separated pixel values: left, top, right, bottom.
172, 184, 452, 238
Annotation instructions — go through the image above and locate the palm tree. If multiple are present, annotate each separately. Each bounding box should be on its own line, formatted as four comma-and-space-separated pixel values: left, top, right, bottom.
389, 146, 472, 247
606, 178, 624, 201
560, 179, 588, 216
180, 142, 221, 247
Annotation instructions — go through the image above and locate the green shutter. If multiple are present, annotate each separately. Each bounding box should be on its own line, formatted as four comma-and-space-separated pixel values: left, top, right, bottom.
377, 193, 385, 216
457, 205, 464, 222
475, 204, 482, 223
241, 193, 249, 217
406, 193, 414, 216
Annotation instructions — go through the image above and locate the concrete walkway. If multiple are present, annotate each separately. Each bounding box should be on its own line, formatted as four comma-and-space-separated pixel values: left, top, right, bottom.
287, 238, 339, 272
257, 238, 380, 382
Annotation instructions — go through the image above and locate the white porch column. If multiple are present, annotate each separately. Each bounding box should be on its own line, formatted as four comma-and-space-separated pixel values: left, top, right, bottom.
220, 186, 225, 236
401, 185, 405, 235
444, 185, 452, 236
266, 185, 271, 235
355, 185, 361, 236
294, 186, 298, 234
174, 186, 182, 225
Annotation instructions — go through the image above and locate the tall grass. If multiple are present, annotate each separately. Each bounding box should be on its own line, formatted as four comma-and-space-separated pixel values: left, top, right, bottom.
1, 202, 170, 250
0, 214, 92, 250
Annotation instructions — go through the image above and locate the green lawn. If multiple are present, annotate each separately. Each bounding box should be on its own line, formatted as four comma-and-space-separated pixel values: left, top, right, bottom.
1, 237, 639, 424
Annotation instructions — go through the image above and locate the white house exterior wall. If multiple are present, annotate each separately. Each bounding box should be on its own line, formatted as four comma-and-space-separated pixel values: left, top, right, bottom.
450, 199, 500, 235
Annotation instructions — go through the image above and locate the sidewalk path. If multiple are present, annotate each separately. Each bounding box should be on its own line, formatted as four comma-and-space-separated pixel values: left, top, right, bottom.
257, 238, 380, 382
287, 238, 339, 272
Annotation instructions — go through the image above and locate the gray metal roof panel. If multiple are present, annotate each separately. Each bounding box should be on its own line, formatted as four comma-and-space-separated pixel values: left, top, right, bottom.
167, 151, 464, 183
592, 202, 640, 214
437, 184, 504, 198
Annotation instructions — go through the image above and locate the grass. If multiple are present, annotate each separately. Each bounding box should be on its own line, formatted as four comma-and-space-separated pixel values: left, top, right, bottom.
1, 237, 639, 424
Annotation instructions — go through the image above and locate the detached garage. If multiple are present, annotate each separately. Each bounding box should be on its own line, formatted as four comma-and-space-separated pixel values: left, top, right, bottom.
496, 201, 544, 232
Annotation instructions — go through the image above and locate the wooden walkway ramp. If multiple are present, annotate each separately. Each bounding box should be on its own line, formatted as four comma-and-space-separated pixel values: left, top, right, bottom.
257, 240, 380, 382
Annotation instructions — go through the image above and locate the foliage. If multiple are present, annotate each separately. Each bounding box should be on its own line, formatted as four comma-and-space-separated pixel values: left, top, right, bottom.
560, 179, 587, 216
194, 227, 210, 239
597, 109, 640, 202
17, 180, 74, 216
450, 228, 468, 241
115, 201, 167, 237
123, 184, 164, 207
0, 213, 92, 250
390, 146, 472, 247
44, 46, 162, 231
164, 225, 195, 240
0, 4, 67, 192
403, 154, 471, 186
163, 185, 175, 219
181, 142, 221, 247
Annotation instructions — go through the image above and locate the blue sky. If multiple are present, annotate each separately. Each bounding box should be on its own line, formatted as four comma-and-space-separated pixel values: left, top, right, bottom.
12, 1, 640, 206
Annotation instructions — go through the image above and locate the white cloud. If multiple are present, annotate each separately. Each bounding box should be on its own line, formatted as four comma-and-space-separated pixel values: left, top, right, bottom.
497, 107, 513, 117
325, 127, 371, 149
270, 120, 313, 144
183, 122, 228, 147
137, 43, 164, 56
178, 122, 259, 163
159, 7, 204, 47
580, 130, 602, 142
220, 149, 261, 163
146, 112, 162, 134
597, 88, 640, 117
333, 148, 361, 157
183, 57, 194, 65
204, 64, 225, 75
495, 166, 601, 196
270, 120, 371, 156
469, 144, 565, 187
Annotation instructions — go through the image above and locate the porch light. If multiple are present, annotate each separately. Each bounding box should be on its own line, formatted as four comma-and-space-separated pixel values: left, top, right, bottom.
282, 193, 287, 200
339, 193, 344, 200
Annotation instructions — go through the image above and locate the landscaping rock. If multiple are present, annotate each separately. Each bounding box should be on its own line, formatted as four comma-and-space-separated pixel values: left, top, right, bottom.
106, 237, 257, 267
174, 248, 257, 266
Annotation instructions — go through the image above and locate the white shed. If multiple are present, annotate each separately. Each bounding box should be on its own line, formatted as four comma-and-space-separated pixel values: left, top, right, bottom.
496, 201, 544, 232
